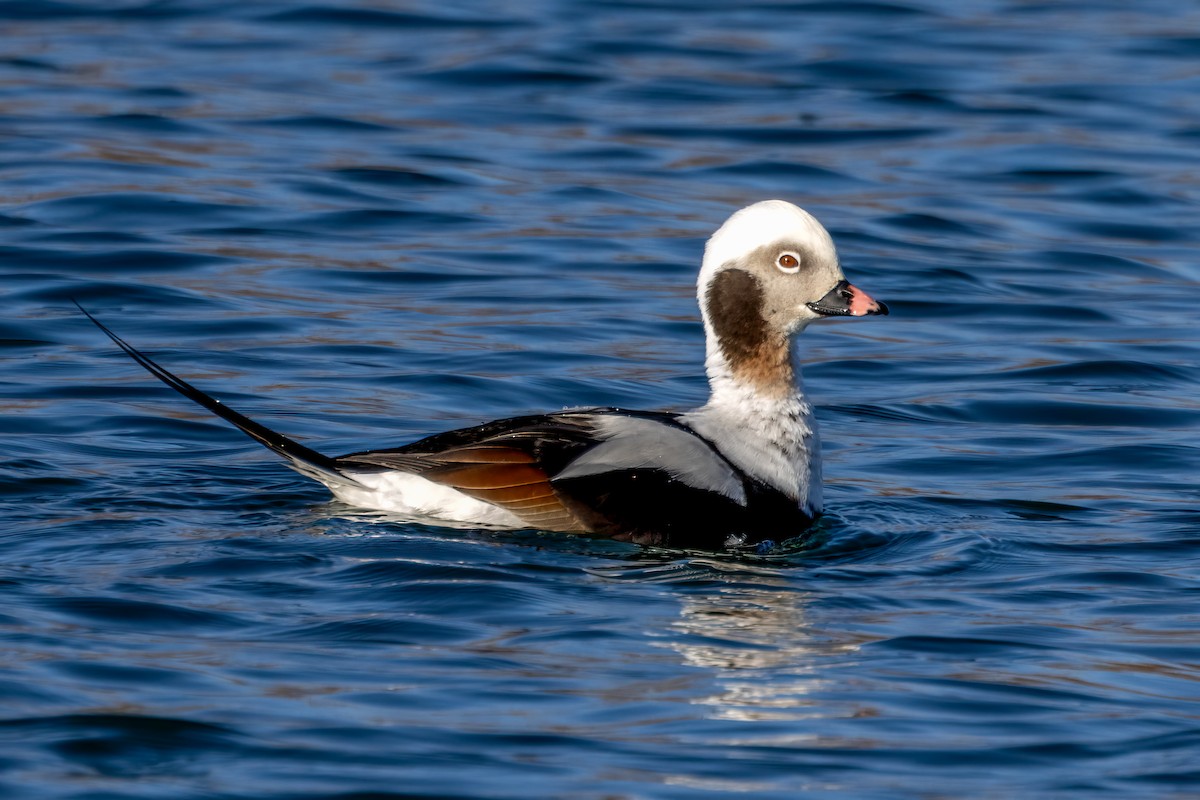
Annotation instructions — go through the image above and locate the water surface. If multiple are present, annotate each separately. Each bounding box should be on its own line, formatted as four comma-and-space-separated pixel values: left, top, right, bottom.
3, 1, 1200, 797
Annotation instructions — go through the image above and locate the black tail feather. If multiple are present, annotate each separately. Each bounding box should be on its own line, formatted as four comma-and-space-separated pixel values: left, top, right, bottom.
75, 300, 363, 489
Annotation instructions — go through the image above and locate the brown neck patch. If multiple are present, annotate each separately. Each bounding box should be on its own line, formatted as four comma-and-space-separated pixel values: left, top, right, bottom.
705, 268, 792, 392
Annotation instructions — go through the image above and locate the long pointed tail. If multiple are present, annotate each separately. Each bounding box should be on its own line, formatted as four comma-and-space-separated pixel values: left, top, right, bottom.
76, 301, 364, 489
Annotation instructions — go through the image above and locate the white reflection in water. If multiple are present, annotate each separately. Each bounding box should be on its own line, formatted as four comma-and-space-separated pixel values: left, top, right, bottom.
658, 561, 862, 723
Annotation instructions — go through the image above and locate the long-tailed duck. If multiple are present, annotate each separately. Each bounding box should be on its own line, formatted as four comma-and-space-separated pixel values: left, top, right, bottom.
79, 200, 887, 549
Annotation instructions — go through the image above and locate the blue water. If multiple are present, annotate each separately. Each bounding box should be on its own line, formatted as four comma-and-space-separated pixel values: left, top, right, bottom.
4, 0, 1200, 796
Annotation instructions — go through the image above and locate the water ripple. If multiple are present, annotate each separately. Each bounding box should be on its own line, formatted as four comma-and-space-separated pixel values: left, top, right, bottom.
3, 0, 1200, 797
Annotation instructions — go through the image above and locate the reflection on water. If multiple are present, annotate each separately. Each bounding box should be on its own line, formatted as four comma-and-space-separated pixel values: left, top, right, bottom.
595, 559, 866, 726
671, 580, 852, 724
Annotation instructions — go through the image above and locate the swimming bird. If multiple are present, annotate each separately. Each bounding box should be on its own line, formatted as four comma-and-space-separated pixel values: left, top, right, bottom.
79, 200, 887, 549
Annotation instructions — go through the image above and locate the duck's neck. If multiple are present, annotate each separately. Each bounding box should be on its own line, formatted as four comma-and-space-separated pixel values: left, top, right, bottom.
684, 336, 823, 513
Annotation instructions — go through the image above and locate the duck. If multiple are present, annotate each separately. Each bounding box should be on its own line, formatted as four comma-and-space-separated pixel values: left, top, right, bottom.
79, 200, 887, 550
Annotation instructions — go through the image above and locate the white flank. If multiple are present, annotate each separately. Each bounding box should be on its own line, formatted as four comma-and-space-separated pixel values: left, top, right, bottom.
325, 470, 526, 528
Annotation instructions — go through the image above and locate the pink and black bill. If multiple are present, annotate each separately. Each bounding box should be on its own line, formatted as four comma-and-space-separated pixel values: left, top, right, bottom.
806, 280, 889, 318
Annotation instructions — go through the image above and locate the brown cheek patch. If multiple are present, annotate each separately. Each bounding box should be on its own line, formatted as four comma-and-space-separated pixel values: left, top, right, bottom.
706, 268, 791, 391
707, 269, 766, 364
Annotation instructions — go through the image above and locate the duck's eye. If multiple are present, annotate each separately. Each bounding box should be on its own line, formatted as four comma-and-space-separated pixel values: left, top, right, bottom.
777, 253, 801, 273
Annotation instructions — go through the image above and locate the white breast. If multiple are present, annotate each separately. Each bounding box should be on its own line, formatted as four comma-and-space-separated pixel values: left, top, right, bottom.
682, 392, 822, 515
